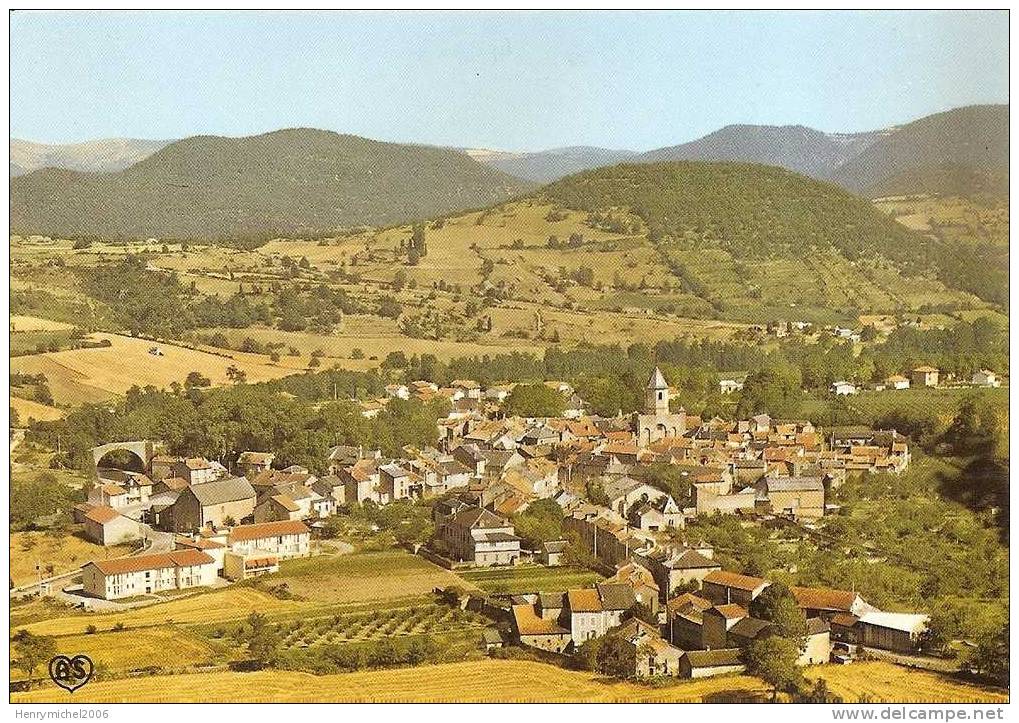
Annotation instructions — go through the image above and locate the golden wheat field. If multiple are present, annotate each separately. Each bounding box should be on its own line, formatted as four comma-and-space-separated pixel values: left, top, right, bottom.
9, 395, 65, 423
20, 587, 316, 636
10, 628, 216, 681
807, 662, 1009, 704
9, 314, 75, 332
12, 659, 1008, 704
9, 332, 298, 404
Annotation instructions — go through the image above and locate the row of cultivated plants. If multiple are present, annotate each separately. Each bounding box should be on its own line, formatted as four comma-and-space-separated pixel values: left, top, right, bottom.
224, 605, 485, 674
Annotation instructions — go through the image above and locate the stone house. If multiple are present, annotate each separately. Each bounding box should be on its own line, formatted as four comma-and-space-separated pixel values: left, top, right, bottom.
167, 476, 256, 532
82, 506, 141, 546
511, 604, 571, 653
701, 570, 770, 607
439, 506, 521, 566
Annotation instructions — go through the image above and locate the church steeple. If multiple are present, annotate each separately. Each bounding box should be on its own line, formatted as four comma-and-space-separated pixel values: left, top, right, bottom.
646, 367, 670, 415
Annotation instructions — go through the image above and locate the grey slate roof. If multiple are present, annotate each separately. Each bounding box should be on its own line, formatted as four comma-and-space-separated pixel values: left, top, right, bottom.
188, 476, 255, 506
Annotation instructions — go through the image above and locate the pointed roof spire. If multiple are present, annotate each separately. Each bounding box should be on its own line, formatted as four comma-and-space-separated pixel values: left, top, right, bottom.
647, 367, 668, 390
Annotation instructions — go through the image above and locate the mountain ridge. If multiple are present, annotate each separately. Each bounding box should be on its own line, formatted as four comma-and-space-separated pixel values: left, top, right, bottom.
10, 128, 534, 241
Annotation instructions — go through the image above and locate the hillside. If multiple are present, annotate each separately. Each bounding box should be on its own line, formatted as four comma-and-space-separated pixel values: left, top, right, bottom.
10, 137, 171, 175
538, 162, 995, 317
10, 129, 534, 240
470, 146, 638, 182
832, 105, 1009, 199
639, 125, 884, 180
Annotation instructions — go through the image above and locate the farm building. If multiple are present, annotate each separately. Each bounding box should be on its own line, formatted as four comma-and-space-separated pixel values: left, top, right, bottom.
82, 506, 141, 546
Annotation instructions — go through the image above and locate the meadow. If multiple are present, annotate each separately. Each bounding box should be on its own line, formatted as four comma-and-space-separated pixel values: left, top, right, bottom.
266, 550, 474, 604
11, 659, 1007, 704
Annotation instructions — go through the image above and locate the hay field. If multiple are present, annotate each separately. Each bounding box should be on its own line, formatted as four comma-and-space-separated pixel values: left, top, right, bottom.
269, 551, 474, 604
9, 532, 133, 588
10, 315, 75, 332
808, 662, 1009, 704
10, 659, 767, 703
9, 332, 298, 404
10, 395, 65, 423
10, 629, 216, 681
13, 659, 1006, 704
22, 587, 313, 636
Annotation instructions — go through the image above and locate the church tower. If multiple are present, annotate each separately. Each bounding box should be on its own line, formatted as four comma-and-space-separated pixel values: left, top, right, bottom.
646, 367, 670, 415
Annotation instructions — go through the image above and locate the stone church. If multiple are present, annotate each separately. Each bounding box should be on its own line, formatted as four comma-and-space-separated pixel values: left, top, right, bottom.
633, 367, 687, 447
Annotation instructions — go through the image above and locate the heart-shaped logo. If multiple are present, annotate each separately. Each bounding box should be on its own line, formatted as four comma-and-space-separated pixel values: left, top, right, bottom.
48, 654, 93, 693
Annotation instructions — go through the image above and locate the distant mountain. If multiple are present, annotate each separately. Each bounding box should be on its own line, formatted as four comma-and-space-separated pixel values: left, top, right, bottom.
830, 104, 1009, 199
468, 146, 637, 183
10, 129, 534, 241
638, 124, 886, 180
10, 137, 172, 175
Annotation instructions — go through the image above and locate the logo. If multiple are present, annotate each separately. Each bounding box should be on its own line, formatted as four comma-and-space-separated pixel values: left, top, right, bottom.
48, 655, 93, 693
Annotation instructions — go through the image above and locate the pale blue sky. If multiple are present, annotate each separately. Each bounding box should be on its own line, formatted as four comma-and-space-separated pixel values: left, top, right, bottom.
10, 10, 1009, 152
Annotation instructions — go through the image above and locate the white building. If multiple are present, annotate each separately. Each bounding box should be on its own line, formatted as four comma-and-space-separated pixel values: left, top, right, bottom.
884, 375, 910, 390
719, 378, 745, 395
226, 520, 311, 559
972, 370, 1001, 388
81, 549, 217, 600
831, 381, 858, 396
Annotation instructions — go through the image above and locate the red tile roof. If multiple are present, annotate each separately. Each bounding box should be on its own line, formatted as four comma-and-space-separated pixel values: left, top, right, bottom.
88, 549, 214, 575
84, 506, 120, 524
703, 570, 770, 592
227, 520, 310, 543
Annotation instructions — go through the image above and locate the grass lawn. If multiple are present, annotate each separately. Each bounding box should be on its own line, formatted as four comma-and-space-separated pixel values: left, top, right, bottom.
456, 564, 604, 594
266, 550, 474, 603
12, 659, 1007, 704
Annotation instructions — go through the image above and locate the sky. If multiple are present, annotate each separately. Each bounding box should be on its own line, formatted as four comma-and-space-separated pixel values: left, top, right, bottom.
10, 10, 1009, 152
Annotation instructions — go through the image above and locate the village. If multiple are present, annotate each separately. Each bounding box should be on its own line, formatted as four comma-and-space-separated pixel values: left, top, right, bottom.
39, 365, 941, 683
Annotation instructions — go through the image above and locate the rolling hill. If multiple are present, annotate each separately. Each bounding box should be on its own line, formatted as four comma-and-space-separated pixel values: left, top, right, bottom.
468, 146, 638, 182
537, 162, 997, 316
831, 104, 1008, 199
10, 129, 534, 241
638, 124, 884, 180
10, 137, 171, 176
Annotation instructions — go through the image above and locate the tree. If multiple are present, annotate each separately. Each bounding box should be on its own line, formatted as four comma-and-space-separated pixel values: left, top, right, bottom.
392, 270, 407, 291
11, 630, 57, 678
226, 366, 247, 385
748, 582, 807, 639
742, 636, 803, 700
595, 633, 633, 678
502, 383, 566, 418
245, 612, 281, 668
512, 499, 564, 548
185, 371, 212, 389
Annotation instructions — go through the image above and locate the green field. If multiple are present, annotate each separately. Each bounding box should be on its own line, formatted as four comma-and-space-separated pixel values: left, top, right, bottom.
456, 564, 604, 594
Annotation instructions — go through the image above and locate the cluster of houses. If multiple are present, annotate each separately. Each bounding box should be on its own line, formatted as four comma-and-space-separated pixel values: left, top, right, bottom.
506, 547, 930, 679
831, 365, 1003, 397
70, 367, 913, 603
